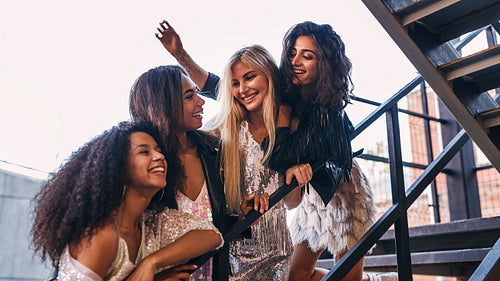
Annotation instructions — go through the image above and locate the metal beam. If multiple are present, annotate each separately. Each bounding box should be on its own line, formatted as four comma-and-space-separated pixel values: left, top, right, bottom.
469, 237, 500, 281
362, 0, 500, 172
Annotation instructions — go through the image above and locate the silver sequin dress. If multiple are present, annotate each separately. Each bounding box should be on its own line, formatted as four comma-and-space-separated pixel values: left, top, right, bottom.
229, 121, 293, 281
288, 159, 376, 257
59, 208, 223, 281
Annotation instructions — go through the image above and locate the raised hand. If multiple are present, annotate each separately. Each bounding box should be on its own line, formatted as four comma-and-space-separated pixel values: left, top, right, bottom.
156, 20, 183, 58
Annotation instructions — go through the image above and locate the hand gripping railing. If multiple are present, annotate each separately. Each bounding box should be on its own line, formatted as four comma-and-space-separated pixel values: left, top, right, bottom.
154, 156, 333, 279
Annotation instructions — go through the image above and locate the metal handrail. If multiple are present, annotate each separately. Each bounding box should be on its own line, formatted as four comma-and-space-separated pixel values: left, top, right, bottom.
322, 21, 499, 281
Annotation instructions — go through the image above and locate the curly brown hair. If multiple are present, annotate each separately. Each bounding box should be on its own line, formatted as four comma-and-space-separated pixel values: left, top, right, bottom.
30, 120, 179, 266
280, 21, 353, 112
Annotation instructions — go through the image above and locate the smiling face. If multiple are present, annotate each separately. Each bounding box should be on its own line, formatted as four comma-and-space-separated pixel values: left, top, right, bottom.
289, 35, 319, 86
177, 74, 205, 132
231, 60, 268, 114
126, 131, 167, 192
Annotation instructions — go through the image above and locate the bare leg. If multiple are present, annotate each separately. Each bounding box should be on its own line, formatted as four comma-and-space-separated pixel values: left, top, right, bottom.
335, 250, 365, 281
288, 242, 328, 281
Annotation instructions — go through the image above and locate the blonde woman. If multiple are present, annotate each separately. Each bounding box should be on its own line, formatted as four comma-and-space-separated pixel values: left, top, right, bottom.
157, 21, 311, 280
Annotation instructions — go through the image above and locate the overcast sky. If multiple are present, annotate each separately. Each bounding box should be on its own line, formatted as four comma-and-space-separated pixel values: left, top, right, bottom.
0, 0, 421, 178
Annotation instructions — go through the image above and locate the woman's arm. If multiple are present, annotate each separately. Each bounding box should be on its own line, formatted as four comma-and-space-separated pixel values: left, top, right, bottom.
268, 106, 354, 175
156, 20, 209, 90
126, 230, 221, 281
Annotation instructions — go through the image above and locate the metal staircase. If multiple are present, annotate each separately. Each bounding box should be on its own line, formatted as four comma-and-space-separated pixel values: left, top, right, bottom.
314, 1, 500, 280
361, 0, 500, 172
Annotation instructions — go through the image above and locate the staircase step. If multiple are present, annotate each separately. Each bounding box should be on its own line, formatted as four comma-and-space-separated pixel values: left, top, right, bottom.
366, 248, 490, 277
479, 107, 500, 128
372, 216, 500, 255
439, 44, 500, 92
317, 248, 490, 277
362, 0, 500, 171
394, 0, 461, 27
389, 0, 500, 42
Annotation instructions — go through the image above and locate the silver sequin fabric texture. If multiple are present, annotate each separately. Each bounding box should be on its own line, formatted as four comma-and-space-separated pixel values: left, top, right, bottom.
288, 159, 376, 256
59, 208, 223, 281
229, 121, 293, 281
140, 207, 223, 273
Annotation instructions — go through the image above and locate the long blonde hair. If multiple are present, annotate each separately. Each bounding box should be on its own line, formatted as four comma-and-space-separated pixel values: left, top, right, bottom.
207, 45, 280, 213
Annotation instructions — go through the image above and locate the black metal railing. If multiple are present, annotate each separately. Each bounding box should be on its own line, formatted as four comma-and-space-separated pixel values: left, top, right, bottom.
321, 23, 500, 281
155, 23, 500, 281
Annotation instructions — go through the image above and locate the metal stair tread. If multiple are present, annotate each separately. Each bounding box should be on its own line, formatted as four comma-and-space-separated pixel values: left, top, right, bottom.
479, 107, 500, 128
389, 0, 500, 42
438, 44, 500, 85
371, 216, 500, 254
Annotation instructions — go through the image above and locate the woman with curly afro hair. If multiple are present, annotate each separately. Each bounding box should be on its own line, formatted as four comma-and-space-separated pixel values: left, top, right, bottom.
31, 120, 223, 281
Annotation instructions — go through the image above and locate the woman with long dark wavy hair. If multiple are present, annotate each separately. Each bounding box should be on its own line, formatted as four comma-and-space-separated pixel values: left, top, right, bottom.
130, 64, 244, 281
268, 21, 377, 281
31, 120, 223, 281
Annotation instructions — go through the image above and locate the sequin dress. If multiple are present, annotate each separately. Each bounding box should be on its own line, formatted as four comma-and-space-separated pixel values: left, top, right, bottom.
140, 207, 223, 272
59, 219, 139, 281
176, 182, 214, 280
59, 237, 135, 281
59, 208, 223, 281
229, 121, 293, 281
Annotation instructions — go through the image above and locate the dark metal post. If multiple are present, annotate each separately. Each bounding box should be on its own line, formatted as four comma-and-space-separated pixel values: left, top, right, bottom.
438, 100, 481, 220
386, 106, 412, 280
485, 25, 500, 95
420, 82, 441, 223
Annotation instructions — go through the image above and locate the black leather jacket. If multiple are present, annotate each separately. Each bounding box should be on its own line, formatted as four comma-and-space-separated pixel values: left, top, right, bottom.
264, 103, 354, 206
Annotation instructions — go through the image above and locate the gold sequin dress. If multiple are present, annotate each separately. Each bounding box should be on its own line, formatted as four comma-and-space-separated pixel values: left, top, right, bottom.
229, 121, 293, 281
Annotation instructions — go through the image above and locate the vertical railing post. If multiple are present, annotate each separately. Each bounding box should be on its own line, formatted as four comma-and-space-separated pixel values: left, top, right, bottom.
420, 82, 441, 223
386, 106, 413, 280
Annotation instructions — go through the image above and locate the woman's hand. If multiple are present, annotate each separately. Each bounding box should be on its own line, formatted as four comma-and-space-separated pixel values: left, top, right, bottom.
125, 256, 157, 281
154, 264, 197, 281
285, 163, 312, 187
283, 163, 312, 210
240, 193, 269, 215
156, 20, 184, 58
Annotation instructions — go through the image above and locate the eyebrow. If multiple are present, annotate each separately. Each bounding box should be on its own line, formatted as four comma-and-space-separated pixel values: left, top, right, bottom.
243, 70, 257, 77
132, 143, 162, 151
132, 144, 150, 150
292, 47, 317, 55
183, 88, 196, 95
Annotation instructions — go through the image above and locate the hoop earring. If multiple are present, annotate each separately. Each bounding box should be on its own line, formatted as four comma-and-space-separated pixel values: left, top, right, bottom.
122, 185, 127, 200
156, 188, 165, 203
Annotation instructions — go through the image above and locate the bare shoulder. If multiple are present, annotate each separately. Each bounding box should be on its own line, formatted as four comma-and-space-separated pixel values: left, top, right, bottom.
69, 222, 119, 277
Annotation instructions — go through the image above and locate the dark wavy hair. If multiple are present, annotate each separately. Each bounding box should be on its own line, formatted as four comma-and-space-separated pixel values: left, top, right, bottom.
280, 21, 353, 111
129, 65, 187, 191
30, 120, 178, 266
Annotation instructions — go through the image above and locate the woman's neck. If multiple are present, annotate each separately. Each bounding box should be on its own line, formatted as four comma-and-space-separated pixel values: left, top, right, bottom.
176, 131, 197, 155
247, 110, 267, 143
297, 84, 316, 115
115, 189, 150, 231
247, 109, 265, 129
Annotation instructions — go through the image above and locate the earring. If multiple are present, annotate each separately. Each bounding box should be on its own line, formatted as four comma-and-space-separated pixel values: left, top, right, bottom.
156, 188, 165, 203
122, 185, 127, 200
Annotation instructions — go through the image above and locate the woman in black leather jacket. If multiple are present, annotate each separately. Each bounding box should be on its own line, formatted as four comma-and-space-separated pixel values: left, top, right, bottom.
271, 21, 377, 281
